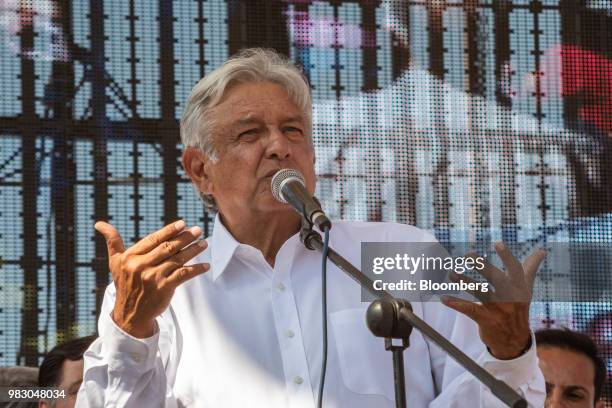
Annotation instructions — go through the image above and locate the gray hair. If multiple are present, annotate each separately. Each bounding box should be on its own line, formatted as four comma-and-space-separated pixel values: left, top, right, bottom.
180, 48, 313, 212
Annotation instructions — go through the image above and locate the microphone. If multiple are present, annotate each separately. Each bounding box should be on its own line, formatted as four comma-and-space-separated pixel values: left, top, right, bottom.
271, 169, 332, 230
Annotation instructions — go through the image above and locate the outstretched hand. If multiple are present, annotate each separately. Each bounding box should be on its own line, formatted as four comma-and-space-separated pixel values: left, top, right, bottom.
442, 242, 547, 360
95, 220, 209, 338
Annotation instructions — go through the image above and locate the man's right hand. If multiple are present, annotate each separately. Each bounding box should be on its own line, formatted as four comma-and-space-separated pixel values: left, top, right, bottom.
95, 220, 210, 338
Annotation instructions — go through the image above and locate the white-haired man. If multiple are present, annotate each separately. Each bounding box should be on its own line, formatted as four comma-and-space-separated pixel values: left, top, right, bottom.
78, 48, 546, 407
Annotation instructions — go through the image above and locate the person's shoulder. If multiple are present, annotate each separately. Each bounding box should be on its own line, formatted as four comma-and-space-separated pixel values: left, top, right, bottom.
331, 220, 437, 243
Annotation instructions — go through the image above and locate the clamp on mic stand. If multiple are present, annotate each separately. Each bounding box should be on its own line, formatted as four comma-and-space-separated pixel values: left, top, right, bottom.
366, 298, 413, 408
299, 221, 528, 408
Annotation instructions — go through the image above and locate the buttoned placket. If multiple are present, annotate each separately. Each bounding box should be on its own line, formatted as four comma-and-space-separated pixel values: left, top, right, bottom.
270, 242, 316, 408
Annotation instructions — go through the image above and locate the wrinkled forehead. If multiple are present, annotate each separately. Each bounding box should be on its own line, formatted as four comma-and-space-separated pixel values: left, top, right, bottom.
211, 82, 311, 130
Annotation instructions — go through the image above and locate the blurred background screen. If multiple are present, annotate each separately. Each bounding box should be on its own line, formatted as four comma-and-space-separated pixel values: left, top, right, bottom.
0, 0, 611, 398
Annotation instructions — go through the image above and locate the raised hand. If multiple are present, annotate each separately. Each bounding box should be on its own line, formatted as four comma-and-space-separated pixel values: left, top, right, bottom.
442, 242, 547, 360
95, 220, 210, 338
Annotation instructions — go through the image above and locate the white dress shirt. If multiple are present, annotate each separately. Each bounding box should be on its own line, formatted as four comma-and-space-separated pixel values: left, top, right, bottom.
77, 216, 545, 407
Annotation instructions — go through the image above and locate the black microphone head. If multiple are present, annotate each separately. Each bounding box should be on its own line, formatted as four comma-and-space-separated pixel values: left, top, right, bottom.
271, 169, 305, 203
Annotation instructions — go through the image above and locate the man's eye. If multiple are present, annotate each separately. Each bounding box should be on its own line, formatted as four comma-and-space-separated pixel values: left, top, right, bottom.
284, 127, 303, 136
566, 391, 586, 401
239, 129, 259, 139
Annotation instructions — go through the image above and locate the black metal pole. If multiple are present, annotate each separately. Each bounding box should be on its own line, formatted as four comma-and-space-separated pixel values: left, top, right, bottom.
301, 229, 527, 408
383, 337, 409, 408
392, 347, 406, 408
18, 5, 39, 366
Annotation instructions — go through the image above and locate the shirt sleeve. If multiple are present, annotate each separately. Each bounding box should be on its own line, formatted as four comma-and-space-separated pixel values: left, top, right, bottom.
423, 301, 545, 408
76, 283, 182, 408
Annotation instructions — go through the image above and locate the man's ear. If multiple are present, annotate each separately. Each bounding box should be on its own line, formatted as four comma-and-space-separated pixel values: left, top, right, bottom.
595, 400, 605, 408
182, 147, 214, 196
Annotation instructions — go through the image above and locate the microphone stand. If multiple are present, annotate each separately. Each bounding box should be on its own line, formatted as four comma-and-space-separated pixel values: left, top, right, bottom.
299, 222, 528, 408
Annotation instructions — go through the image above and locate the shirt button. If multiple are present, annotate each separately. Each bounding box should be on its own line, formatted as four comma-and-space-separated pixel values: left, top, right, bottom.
130, 352, 142, 363
276, 282, 286, 291
286, 329, 295, 338
293, 376, 304, 385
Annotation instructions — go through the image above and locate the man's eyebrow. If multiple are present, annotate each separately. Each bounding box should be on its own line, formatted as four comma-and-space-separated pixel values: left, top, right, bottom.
282, 116, 305, 124
230, 116, 305, 129
545, 382, 589, 394
232, 118, 260, 128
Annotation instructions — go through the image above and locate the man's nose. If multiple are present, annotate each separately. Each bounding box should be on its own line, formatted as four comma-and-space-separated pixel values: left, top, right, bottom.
265, 127, 291, 160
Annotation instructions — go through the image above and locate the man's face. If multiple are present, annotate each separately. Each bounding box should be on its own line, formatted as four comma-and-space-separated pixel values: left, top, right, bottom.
187, 81, 316, 218
538, 346, 603, 408
39, 358, 83, 408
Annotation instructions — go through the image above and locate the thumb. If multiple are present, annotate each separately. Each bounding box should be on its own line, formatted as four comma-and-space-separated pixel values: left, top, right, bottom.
95, 221, 126, 256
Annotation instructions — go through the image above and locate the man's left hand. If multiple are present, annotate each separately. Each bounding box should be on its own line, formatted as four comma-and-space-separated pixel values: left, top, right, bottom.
441, 242, 547, 360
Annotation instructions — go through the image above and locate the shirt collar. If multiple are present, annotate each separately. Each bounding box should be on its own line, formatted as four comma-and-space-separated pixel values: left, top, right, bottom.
209, 213, 306, 282
210, 213, 241, 282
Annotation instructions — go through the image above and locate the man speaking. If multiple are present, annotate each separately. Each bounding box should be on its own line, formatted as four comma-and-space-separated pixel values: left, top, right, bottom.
77, 49, 546, 407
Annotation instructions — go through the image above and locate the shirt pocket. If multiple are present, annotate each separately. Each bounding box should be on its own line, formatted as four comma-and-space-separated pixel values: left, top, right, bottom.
329, 308, 395, 401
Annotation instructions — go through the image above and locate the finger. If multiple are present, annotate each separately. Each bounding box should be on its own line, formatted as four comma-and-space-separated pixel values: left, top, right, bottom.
158, 239, 208, 277
129, 220, 186, 255
522, 248, 547, 288
449, 272, 493, 303
494, 241, 524, 281
94, 221, 126, 256
144, 226, 203, 265
465, 252, 506, 289
164, 263, 210, 288
441, 295, 486, 322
